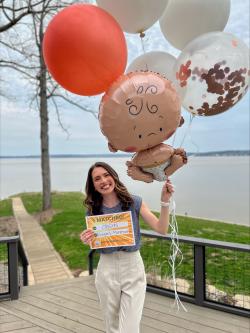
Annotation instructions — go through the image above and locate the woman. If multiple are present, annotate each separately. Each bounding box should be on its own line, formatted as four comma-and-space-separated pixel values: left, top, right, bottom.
80, 162, 174, 333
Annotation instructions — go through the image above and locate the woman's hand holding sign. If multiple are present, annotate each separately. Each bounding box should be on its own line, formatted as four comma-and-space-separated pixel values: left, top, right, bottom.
80, 229, 95, 245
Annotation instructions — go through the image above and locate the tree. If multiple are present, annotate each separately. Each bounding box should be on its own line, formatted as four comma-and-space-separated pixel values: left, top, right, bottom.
0, 0, 96, 210
0, 0, 44, 32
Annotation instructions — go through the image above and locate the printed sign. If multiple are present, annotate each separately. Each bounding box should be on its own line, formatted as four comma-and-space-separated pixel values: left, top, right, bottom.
85, 211, 135, 249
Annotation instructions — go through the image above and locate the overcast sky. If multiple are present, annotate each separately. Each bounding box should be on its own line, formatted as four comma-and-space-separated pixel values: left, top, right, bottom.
0, 0, 249, 156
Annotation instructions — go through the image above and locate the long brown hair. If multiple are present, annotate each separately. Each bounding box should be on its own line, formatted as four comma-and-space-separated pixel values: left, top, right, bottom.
84, 162, 134, 215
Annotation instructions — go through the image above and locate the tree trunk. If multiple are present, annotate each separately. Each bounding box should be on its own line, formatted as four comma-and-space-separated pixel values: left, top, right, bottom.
39, 55, 51, 210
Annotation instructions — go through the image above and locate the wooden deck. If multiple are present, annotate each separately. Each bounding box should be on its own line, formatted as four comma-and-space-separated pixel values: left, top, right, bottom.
0, 276, 249, 333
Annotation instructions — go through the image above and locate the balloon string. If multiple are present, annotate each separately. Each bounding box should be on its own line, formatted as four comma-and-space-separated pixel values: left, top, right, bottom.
171, 130, 177, 147
182, 114, 201, 158
179, 114, 195, 148
139, 32, 148, 70
169, 195, 188, 312
188, 131, 200, 157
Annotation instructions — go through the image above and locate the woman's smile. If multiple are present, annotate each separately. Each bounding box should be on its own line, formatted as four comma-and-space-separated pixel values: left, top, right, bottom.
100, 183, 112, 191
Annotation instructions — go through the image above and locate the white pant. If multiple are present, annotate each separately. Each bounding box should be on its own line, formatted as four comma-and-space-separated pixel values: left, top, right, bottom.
95, 250, 146, 333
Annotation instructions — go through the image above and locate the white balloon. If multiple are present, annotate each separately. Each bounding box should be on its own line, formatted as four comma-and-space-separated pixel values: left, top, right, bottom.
174, 32, 249, 117
127, 51, 176, 83
96, 0, 169, 34
160, 0, 231, 50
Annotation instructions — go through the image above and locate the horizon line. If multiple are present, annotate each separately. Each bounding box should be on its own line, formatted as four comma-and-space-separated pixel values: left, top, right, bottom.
0, 150, 249, 158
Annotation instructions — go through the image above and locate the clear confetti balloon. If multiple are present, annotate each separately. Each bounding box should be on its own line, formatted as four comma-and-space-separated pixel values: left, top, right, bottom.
174, 32, 249, 116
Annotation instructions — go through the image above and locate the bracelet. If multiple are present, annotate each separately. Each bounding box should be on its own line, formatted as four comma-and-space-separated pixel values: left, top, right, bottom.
161, 201, 170, 207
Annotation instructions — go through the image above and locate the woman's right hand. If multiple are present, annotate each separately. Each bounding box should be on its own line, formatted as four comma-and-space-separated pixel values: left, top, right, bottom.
80, 229, 95, 245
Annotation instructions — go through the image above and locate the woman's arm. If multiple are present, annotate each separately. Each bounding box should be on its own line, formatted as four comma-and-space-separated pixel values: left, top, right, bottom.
139, 179, 174, 235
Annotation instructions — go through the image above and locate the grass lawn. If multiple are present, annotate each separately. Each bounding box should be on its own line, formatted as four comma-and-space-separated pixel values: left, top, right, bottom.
0, 198, 13, 217
0, 192, 249, 296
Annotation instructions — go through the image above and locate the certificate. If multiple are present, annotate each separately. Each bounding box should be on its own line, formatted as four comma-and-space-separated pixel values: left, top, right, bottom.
85, 211, 135, 249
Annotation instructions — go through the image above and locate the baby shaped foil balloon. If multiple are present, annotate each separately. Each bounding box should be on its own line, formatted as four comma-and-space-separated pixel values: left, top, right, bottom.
175, 32, 249, 116
99, 71, 187, 183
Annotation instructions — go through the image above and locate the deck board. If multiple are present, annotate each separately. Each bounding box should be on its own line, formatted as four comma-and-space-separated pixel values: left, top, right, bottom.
0, 276, 249, 333
3, 328, 52, 333
0, 320, 34, 332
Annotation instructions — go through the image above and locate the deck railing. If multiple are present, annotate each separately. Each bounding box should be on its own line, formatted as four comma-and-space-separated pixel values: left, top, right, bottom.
88, 229, 250, 317
0, 235, 28, 300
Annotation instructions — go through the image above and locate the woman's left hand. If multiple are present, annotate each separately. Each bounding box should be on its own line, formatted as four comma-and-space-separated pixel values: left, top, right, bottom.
161, 179, 175, 203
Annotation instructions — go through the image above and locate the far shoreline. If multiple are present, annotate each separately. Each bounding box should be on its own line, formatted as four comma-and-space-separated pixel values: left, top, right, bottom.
0, 150, 250, 159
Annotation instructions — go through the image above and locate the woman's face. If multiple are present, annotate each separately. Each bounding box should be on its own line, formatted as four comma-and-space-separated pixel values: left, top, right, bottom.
92, 166, 116, 196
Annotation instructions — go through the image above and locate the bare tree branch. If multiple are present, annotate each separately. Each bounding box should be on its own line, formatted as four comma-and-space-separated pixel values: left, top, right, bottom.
0, 11, 29, 32
51, 95, 71, 138
0, 59, 39, 70
29, 84, 40, 112
0, 0, 48, 32
47, 81, 60, 97
31, 9, 40, 48
51, 93, 98, 119
0, 40, 38, 59
0, 63, 37, 80
1, 3, 12, 22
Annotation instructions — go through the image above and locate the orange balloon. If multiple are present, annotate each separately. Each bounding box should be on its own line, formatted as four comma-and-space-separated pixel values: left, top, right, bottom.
43, 4, 127, 96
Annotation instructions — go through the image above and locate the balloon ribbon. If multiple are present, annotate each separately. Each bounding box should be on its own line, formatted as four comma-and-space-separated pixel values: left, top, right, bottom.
168, 196, 188, 312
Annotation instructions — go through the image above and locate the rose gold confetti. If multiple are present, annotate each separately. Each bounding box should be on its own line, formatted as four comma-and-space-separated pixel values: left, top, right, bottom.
196, 63, 247, 116
177, 61, 192, 87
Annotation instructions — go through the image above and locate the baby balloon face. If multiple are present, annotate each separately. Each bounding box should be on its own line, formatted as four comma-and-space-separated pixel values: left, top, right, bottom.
99, 72, 181, 152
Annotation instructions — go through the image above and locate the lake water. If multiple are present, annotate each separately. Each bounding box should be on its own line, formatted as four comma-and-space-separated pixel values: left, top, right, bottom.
0, 156, 249, 226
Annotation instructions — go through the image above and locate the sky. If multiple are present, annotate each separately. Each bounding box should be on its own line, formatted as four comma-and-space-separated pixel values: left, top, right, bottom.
0, 0, 249, 156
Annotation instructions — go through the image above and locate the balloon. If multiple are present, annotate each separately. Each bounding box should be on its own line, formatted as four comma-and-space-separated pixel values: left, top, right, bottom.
160, 0, 230, 50
96, 0, 169, 34
43, 4, 127, 96
174, 32, 249, 116
127, 51, 176, 83
99, 72, 187, 183
99, 72, 181, 152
